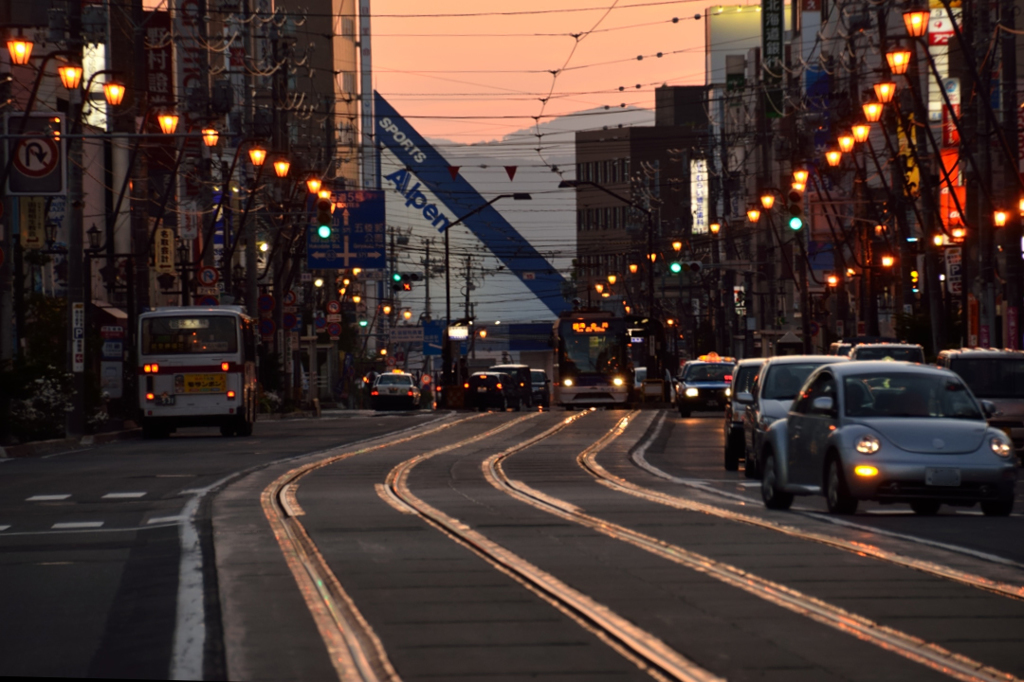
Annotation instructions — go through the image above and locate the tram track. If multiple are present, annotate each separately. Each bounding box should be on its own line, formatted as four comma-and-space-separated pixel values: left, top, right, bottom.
484, 410, 1022, 682
612, 412, 1024, 601
381, 409, 723, 682
261, 412, 488, 682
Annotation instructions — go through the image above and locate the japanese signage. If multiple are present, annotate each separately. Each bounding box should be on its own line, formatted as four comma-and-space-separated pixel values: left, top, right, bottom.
144, 11, 174, 107
72, 302, 85, 372
945, 246, 962, 294
154, 227, 176, 274
761, 0, 784, 117
690, 159, 709, 235
19, 197, 46, 250
942, 78, 960, 147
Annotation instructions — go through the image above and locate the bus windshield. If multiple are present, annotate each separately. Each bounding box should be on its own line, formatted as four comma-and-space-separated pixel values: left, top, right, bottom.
142, 316, 239, 355
949, 358, 1024, 399
558, 319, 625, 375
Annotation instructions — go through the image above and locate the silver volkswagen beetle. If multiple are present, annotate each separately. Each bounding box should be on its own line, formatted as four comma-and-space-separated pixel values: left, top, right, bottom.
759, 361, 1018, 516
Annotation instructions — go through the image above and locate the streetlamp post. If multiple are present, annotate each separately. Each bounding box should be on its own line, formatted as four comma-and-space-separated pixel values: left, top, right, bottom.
438, 193, 531, 398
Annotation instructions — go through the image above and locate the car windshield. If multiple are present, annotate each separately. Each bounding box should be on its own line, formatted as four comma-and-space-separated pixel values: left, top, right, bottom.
844, 372, 982, 419
853, 346, 924, 363
684, 364, 730, 382
531, 371, 546, 385
376, 375, 412, 386
948, 358, 1024, 399
761, 363, 826, 400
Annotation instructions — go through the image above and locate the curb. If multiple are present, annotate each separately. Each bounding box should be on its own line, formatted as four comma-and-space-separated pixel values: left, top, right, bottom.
0, 427, 143, 459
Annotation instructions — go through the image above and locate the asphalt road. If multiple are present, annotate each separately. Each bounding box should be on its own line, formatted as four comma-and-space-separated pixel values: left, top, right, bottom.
1, 407, 1022, 681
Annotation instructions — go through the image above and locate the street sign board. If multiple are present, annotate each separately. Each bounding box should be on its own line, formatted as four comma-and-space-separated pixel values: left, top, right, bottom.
198, 266, 219, 286
259, 318, 276, 337
71, 302, 85, 372
326, 300, 341, 314
327, 314, 342, 322
390, 327, 424, 343
197, 296, 219, 306
5, 113, 65, 195
283, 312, 298, 330
258, 294, 275, 312
101, 340, 123, 360
284, 290, 297, 306
945, 247, 962, 295
306, 190, 386, 270
327, 322, 342, 337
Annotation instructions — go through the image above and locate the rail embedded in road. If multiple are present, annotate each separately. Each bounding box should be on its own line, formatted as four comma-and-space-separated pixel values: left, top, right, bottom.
483, 411, 1023, 682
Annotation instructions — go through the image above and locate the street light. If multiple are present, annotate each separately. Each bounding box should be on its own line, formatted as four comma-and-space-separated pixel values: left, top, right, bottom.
157, 113, 179, 135
306, 176, 322, 194
102, 81, 126, 106
760, 193, 775, 210
826, 149, 843, 167
6, 38, 33, 64
881, 255, 895, 268
903, 7, 930, 37
837, 135, 855, 153
201, 128, 220, 147
709, 222, 721, 235
248, 146, 267, 167
273, 158, 291, 178
886, 47, 912, 75
58, 64, 83, 90
629, 263, 639, 274
793, 169, 809, 185
672, 240, 683, 252
852, 123, 871, 143
595, 283, 605, 294
863, 101, 884, 122
994, 210, 1008, 228
607, 274, 617, 284
747, 207, 761, 223
874, 81, 897, 103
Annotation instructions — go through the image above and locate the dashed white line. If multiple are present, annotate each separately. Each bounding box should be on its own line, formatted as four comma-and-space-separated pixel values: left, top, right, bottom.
0, 525, 10, 532
102, 492, 147, 499
26, 494, 71, 501
148, 516, 184, 525
51, 521, 104, 530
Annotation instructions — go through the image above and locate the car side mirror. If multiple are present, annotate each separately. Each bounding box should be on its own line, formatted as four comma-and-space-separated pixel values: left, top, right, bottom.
981, 400, 998, 418
812, 396, 835, 414
736, 391, 753, 404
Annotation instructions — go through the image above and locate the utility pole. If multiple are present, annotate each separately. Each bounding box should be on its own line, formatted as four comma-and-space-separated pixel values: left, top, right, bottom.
1001, 0, 1021, 349
66, 0, 85, 438
423, 239, 431, 319
976, 1, 995, 347
464, 255, 472, 319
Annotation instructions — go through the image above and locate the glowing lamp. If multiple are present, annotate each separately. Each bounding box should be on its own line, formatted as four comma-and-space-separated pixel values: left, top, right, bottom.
874, 81, 896, 103
854, 465, 879, 478
382, 304, 392, 315
201, 128, 219, 147
306, 177, 322, 194
903, 8, 930, 38
747, 207, 761, 223
846, 267, 856, 277
629, 263, 638, 274
791, 182, 806, 192
793, 169, 809, 184
314, 277, 324, 288
248, 146, 267, 167
403, 310, 412, 320
273, 158, 291, 178
994, 210, 1008, 227
595, 283, 604, 293
103, 81, 126, 106
58, 64, 83, 90
479, 329, 487, 339
852, 123, 870, 143
951, 227, 966, 242
881, 255, 895, 268
827, 274, 839, 287
886, 47, 912, 75
158, 113, 179, 135
672, 240, 682, 252
710, 222, 721, 235
933, 234, 944, 247
825, 150, 842, 167
838, 135, 855, 153
607, 274, 617, 284
760, 193, 775, 210
1019, 197, 1024, 215
863, 101, 884, 122
7, 38, 33, 65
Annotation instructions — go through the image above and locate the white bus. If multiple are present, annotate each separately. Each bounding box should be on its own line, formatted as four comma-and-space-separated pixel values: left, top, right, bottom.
138, 306, 258, 439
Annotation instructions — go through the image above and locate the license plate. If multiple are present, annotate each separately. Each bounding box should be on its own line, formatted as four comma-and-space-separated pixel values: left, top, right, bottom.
176, 373, 227, 394
707, 400, 719, 407
388, 388, 398, 394
477, 387, 488, 393
156, 394, 176, 406
925, 467, 961, 487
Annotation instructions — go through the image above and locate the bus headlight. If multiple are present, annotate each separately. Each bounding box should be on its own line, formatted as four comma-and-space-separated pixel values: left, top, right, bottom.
612, 376, 624, 387
685, 387, 699, 398
563, 378, 573, 387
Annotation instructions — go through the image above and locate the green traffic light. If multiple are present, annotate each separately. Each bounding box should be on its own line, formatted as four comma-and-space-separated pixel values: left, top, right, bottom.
669, 262, 682, 274
391, 272, 402, 283
788, 216, 804, 231
317, 224, 332, 239
358, 319, 368, 327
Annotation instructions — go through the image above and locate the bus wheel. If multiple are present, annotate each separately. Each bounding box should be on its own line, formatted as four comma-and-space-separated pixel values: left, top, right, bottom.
142, 420, 169, 440
219, 423, 236, 437
236, 415, 254, 437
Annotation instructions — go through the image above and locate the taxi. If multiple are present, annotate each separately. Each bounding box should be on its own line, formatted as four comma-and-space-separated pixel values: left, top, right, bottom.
370, 371, 421, 410
674, 353, 735, 418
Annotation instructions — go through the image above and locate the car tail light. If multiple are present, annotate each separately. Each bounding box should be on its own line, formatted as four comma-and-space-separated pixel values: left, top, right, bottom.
146, 392, 155, 401
464, 383, 469, 389
227, 390, 236, 399
371, 390, 379, 396
496, 383, 503, 389
407, 390, 414, 396
725, 374, 733, 383
221, 362, 230, 371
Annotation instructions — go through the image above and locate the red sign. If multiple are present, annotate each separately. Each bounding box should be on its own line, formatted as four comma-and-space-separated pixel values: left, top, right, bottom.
100, 325, 125, 339
327, 300, 341, 314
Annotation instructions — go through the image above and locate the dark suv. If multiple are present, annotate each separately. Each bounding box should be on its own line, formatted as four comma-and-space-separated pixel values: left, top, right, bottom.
530, 369, 551, 409
465, 372, 518, 411
489, 364, 533, 408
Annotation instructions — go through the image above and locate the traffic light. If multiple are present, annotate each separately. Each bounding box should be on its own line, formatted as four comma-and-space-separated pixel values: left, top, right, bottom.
786, 187, 804, 231
392, 273, 413, 292
315, 197, 333, 239
669, 261, 683, 274
358, 317, 369, 328
910, 269, 920, 293
688, 261, 702, 273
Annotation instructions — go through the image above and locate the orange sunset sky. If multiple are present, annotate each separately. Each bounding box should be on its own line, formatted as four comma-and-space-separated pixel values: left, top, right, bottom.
372, 0, 713, 143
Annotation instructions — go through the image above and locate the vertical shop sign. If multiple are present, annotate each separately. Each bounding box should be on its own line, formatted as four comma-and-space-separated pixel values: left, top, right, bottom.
761, 0, 784, 117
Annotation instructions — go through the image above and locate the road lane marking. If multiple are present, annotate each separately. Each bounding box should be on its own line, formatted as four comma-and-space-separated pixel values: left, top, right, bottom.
26, 494, 70, 501
148, 516, 184, 525
102, 492, 147, 499
489, 412, 1022, 682
0, 525, 10, 531
51, 521, 103, 529
263, 412, 489, 682
385, 410, 722, 682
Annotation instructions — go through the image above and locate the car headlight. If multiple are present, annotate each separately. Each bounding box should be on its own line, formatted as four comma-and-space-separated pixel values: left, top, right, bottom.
685, 387, 699, 398
855, 434, 881, 454
563, 378, 573, 387
725, 387, 731, 397
991, 436, 1013, 458
613, 376, 624, 387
